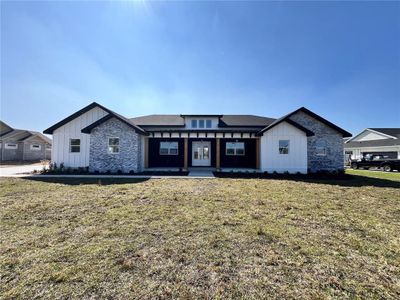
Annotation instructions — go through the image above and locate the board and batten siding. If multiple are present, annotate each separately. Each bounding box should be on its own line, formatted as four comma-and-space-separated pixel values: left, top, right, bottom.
52, 106, 108, 167
260, 121, 308, 173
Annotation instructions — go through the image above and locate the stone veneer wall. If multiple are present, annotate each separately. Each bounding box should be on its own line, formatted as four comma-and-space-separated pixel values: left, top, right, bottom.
89, 118, 142, 173
289, 111, 344, 172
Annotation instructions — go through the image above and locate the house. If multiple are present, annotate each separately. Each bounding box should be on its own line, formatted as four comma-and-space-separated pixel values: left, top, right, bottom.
43, 102, 351, 174
344, 128, 400, 161
0, 121, 52, 162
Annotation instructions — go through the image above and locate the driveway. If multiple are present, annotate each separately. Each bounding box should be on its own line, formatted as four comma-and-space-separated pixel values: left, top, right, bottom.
0, 163, 46, 177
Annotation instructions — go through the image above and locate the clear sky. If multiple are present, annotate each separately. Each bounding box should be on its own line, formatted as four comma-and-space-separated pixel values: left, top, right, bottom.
1, 1, 399, 135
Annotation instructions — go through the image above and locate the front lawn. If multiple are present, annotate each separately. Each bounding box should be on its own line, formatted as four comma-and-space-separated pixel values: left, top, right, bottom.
346, 168, 400, 181
1, 176, 399, 299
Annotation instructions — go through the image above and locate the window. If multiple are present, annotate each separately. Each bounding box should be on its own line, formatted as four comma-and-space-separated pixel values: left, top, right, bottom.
30, 144, 41, 151
316, 140, 327, 156
279, 140, 289, 154
108, 137, 120, 153
191, 120, 197, 128
199, 120, 205, 128
70, 139, 80, 153
206, 120, 212, 128
5, 143, 18, 149
160, 141, 179, 155
226, 142, 245, 156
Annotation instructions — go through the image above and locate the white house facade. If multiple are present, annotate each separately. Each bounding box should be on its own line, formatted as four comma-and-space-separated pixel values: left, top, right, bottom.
44, 102, 351, 174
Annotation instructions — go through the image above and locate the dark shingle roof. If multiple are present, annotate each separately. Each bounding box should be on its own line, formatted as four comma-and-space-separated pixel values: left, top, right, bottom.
345, 128, 400, 148
368, 128, 400, 138
0, 128, 52, 144
258, 107, 352, 137
130, 114, 276, 127
219, 115, 275, 127
130, 115, 184, 126
345, 139, 400, 148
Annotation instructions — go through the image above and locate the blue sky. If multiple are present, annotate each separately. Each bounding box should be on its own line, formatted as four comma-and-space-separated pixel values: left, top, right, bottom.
1, 1, 399, 135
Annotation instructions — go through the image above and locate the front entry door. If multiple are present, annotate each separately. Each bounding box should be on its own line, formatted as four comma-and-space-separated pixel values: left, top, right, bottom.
192, 141, 211, 166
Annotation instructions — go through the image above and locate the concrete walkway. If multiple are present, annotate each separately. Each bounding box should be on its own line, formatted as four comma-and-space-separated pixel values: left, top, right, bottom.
0, 164, 46, 177
188, 170, 215, 178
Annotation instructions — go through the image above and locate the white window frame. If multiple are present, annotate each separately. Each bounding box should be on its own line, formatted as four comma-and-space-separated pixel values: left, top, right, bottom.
108, 137, 120, 154
30, 144, 41, 151
69, 139, 81, 153
226, 142, 245, 156
5, 143, 18, 149
279, 140, 289, 155
199, 120, 205, 128
160, 141, 179, 155
191, 120, 198, 128
206, 120, 212, 128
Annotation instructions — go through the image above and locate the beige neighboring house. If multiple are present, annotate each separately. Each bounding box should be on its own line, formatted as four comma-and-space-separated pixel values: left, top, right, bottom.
0, 120, 52, 162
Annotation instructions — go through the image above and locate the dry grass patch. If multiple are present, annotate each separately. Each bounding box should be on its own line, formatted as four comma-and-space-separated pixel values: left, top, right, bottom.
0, 176, 399, 299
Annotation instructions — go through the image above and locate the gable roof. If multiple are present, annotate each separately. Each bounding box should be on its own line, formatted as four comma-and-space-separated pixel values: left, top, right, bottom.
367, 128, 400, 139
256, 118, 315, 137
43, 102, 107, 134
258, 107, 351, 137
81, 113, 148, 135
345, 128, 400, 143
0, 128, 52, 144
0, 121, 13, 136
44, 102, 147, 135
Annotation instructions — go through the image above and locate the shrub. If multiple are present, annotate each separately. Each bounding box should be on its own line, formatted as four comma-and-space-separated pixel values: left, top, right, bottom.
117, 170, 123, 175
129, 170, 135, 175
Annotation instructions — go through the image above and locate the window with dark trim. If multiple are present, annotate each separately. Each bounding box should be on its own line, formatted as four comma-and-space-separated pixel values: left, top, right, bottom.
226, 142, 245, 156
279, 140, 289, 154
5, 143, 18, 149
30, 144, 41, 151
70, 139, 80, 153
160, 141, 179, 155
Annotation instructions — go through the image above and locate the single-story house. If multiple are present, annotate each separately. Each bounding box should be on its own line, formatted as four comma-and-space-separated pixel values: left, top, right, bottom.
0, 121, 52, 162
344, 128, 400, 161
43, 102, 351, 174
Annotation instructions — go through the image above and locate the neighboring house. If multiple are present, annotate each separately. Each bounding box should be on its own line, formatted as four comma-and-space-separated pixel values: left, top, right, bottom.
43, 102, 351, 174
0, 121, 52, 162
344, 128, 400, 161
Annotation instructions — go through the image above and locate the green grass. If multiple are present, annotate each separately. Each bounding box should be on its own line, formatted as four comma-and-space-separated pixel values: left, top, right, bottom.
1, 176, 399, 299
346, 168, 400, 181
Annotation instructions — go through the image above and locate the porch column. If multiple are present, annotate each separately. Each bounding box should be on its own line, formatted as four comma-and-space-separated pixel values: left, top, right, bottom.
184, 138, 188, 170
256, 138, 260, 169
144, 137, 149, 169
216, 138, 221, 169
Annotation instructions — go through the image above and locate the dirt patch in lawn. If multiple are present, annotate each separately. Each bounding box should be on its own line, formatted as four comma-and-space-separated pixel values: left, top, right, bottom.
0, 177, 399, 299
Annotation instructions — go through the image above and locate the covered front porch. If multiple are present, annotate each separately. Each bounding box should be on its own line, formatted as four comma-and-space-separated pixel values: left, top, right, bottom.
143, 132, 261, 171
